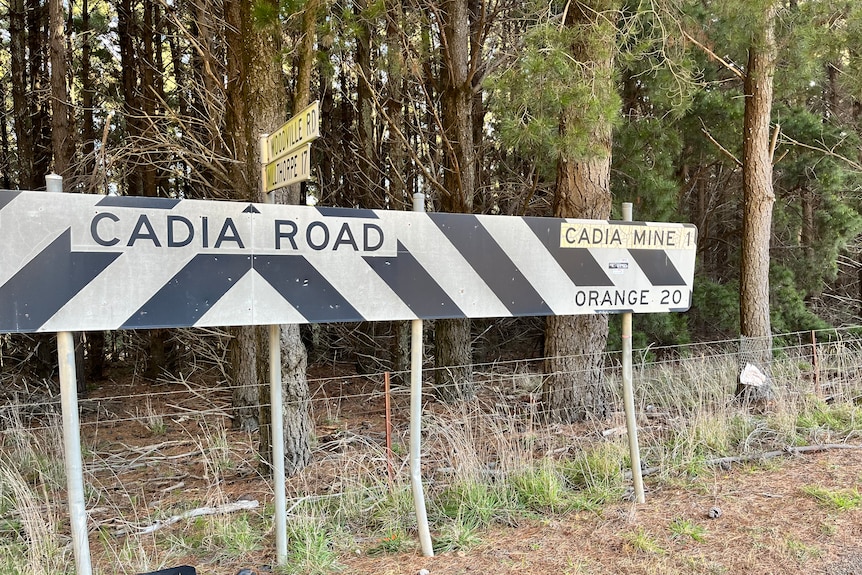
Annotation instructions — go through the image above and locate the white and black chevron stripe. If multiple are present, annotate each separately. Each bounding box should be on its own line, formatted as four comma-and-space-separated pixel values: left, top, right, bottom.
0, 191, 697, 333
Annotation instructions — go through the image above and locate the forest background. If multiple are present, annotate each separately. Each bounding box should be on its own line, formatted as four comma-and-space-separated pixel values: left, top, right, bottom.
3, 0, 862, 468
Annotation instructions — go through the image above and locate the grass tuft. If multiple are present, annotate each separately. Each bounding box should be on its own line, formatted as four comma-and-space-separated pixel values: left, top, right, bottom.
800, 485, 862, 511
669, 517, 707, 542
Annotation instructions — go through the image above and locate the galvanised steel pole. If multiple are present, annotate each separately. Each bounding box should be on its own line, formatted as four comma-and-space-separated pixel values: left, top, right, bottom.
261, 134, 289, 565
622, 201, 645, 503
48, 173, 94, 575
410, 192, 434, 556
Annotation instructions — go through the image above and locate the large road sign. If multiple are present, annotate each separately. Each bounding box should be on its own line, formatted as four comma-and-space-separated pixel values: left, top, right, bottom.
0, 190, 697, 333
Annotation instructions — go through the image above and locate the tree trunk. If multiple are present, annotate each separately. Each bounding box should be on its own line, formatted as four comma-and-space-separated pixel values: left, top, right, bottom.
49, 0, 73, 176
0, 78, 10, 188
267, 0, 320, 474
224, 0, 261, 433
355, 0, 378, 208
542, 0, 616, 424
140, 0, 159, 198
737, 3, 778, 403
10, 0, 34, 188
118, 0, 143, 196
435, 0, 477, 401
81, 0, 96, 190
384, 0, 406, 210
543, 154, 613, 422
223, 0, 314, 473
279, 324, 312, 474
230, 326, 260, 431
385, 0, 410, 383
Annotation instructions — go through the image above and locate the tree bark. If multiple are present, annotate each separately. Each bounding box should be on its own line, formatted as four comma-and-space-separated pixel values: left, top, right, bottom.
224, 0, 262, 433
385, 0, 410, 383
0, 78, 10, 188
253, 0, 318, 476
543, 154, 613, 422
118, 0, 143, 196
81, 0, 97, 190
49, 0, 73, 176
542, 0, 616, 423
355, 0, 378, 208
384, 0, 406, 210
10, 0, 34, 188
737, 2, 778, 402
279, 324, 312, 474
435, 0, 477, 401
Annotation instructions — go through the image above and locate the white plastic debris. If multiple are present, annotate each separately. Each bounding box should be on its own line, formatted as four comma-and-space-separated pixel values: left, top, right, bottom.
739, 363, 767, 387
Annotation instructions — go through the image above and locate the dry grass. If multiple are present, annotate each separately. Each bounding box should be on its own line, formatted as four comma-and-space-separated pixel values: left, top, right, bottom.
0, 331, 861, 573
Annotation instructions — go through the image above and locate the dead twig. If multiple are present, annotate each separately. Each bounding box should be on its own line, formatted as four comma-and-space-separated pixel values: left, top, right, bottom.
634, 443, 862, 478
113, 499, 259, 536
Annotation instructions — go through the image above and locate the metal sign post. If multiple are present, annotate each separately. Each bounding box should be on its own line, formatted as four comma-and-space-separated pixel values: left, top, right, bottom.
621, 202, 645, 503
46, 174, 94, 575
409, 193, 433, 557
260, 134, 288, 565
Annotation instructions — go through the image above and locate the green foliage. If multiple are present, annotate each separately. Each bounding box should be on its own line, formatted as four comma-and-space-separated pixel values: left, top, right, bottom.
283, 516, 341, 575
365, 531, 411, 556
434, 480, 517, 530
561, 442, 627, 503
609, 312, 691, 351
510, 463, 575, 514
784, 536, 821, 564
800, 485, 862, 511
252, 0, 280, 27
796, 401, 862, 435
487, 6, 622, 177
690, 279, 740, 337
432, 522, 483, 553
623, 527, 665, 554
670, 517, 707, 542
211, 515, 263, 557
768, 265, 830, 334
612, 117, 683, 220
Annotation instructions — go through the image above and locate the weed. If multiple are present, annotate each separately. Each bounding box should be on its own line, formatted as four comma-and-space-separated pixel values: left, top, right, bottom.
622, 528, 665, 555
563, 556, 597, 574
784, 537, 820, 564
283, 516, 341, 575
510, 463, 574, 514
365, 531, 410, 556
562, 441, 626, 499
435, 480, 517, 529
139, 397, 166, 435
669, 517, 707, 542
801, 485, 862, 510
0, 467, 72, 574
212, 514, 263, 557
433, 521, 482, 553
796, 401, 862, 436
685, 555, 728, 574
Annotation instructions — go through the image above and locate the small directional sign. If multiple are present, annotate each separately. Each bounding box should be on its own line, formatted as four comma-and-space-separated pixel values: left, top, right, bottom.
264, 143, 312, 193
263, 101, 320, 192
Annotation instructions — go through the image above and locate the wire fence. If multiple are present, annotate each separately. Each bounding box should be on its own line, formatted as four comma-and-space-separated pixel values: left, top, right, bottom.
2, 327, 862, 510
1, 327, 861, 433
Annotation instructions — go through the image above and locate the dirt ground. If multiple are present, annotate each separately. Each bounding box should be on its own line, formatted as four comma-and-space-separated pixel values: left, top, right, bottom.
74, 368, 862, 575
342, 447, 862, 575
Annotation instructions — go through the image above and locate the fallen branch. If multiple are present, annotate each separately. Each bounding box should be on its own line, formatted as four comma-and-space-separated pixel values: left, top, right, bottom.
632, 443, 862, 479
113, 499, 259, 536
